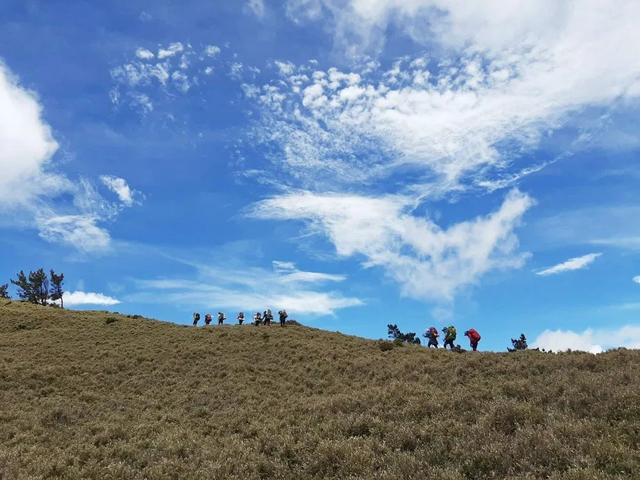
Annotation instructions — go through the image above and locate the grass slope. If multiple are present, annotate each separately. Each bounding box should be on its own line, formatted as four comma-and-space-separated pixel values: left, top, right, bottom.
1, 301, 639, 480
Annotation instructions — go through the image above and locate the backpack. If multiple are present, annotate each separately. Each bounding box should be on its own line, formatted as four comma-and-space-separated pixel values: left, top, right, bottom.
447, 326, 457, 340
195, 313, 200, 321
429, 327, 439, 338
469, 329, 480, 341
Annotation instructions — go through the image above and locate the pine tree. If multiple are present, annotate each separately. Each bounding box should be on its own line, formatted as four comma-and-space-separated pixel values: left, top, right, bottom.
387, 324, 421, 345
0, 283, 9, 299
11, 271, 33, 302
49, 270, 65, 308
11, 269, 50, 305
29, 269, 49, 305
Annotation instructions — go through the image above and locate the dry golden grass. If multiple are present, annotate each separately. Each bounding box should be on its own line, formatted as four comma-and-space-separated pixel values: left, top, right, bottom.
1, 301, 639, 479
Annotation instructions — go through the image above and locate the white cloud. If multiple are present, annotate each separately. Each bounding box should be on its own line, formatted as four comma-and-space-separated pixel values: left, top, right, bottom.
0, 61, 64, 208
157, 42, 184, 59
132, 261, 362, 315
111, 43, 227, 112
36, 214, 111, 253
246, 0, 266, 17
135, 48, 155, 60
534, 325, 640, 353
252, 189, 533, 301
0, 60, 129, 253
633, 276, 640, 285
204, 45, 221, 57
536, 253, 601, 276
100, 175, 136, 206
64, 291, 121, 306
264, 1, 640, 192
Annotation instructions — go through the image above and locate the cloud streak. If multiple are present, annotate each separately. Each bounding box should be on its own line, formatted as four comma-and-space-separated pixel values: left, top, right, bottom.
131, 260, 362, 315
536, 253, 601, 276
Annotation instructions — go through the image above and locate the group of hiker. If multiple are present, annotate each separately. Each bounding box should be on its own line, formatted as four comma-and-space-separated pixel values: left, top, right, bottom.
423, 326, 530, 352
190, 311, 530, 352
423, 325, 482, 351
192, 309, 288, 327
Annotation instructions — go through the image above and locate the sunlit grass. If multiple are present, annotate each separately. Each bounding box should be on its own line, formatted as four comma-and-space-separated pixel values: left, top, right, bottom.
1, 301, 638, 479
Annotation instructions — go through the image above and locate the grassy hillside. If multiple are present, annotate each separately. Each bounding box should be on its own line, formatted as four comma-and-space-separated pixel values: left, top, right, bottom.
1, 301, 638, 480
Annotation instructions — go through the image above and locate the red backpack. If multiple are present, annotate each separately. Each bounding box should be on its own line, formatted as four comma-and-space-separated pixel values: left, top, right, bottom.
468, 329, 481, 341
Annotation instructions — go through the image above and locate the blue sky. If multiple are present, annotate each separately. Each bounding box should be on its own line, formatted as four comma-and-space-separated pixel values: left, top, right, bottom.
2, 0, 640, 352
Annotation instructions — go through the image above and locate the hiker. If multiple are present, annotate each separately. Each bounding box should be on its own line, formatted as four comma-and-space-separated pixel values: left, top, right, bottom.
511, 334, 528, 351
278, 309, 288, 327
254, 312, 262, 326
464, 328, 481, 351
423, 326, 439, 348
204, 313, 212, 326
237, 312, 245, 325
217, 312, 226, 325
192, 312, 200, 326
263, 309, 272, 326
442, 325, 457, 350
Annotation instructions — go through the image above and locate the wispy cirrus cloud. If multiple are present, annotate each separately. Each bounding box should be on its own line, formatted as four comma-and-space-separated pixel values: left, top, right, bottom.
246, 0, 266, 18
536, 253, 602, 276
100, 175, 140, 207
110, 42, 236, 114
130, 260, 362, 315
237, 1, 640, 302
252, 189, 533, 301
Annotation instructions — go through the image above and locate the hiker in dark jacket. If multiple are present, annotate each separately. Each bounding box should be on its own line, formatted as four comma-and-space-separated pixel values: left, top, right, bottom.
204, 313, 212, 326
237, 312, 245, 325
254, 312, 262, 326
278, 309, 288, 326
464, 328, 481, 351
217, 312, 226, 325
442, 325, 457, 350
192, 312, 200, 326
423, 326, 439, 348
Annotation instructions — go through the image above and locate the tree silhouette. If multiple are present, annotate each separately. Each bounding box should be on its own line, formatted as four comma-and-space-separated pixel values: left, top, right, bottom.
49, 270, 65, 308
11, 269, 52, 305
387, 324, 421, 345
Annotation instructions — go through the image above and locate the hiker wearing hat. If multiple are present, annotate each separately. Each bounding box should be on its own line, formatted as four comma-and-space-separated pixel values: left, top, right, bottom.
442, 325, 457, 350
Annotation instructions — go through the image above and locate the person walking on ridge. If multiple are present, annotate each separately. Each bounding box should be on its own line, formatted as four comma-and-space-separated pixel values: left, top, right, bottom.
254, 312, 262, 326
278, 309, 288, 327
204, 313, 212, 326
237, 312, 245, 325
442, 325, 457, 350
217, 312, 226, 325
464, 328, 481, 351
423, 326, 439, 348
192, 312, 200, 326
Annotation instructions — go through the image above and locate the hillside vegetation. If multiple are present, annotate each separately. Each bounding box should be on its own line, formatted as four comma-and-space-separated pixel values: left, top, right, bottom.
1, 301, 639, 479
